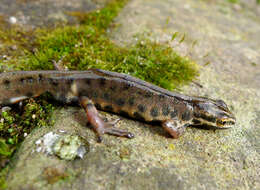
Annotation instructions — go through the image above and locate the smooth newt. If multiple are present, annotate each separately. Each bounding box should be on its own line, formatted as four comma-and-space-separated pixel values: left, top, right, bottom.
0, 69, 236, 141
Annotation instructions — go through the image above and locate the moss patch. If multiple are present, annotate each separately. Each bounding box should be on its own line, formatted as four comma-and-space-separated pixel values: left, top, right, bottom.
0, 0, 198, 186
226, 0, 260, 4
0, 98, 54, 158
0, 97, 54, 188
22, 27, 198, 89
1, 0, 198, 89
227, 0, 239, 3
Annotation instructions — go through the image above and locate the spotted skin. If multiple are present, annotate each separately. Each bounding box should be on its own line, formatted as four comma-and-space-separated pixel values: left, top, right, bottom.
0, 69, 236, 141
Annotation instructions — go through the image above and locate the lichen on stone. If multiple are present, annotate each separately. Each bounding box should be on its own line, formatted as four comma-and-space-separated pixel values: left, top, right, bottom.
52, 134, 88, 161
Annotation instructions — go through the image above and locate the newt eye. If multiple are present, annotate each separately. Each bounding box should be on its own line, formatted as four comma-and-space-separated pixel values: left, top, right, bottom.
222, 121, 227, 125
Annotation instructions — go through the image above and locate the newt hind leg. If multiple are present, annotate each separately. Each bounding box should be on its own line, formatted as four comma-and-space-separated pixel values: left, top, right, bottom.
79, 96, 134, 142
53, 61, 134, 142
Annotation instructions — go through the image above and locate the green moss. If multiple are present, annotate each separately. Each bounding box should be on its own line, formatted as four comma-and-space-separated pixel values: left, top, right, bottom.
0, 98, 54, 154
1, 0, 198, 90
0, 98, 54, 188
0, 166, 8, 189
226, 0, 260, 4
227, 0, 239, 3
21, 25, 198, 89
0, 16, 37, 72
18, 0, 197, 89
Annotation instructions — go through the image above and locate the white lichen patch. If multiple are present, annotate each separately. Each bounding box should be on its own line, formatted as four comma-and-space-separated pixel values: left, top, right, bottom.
35, 132, 60, 155
34, 132, 88, 160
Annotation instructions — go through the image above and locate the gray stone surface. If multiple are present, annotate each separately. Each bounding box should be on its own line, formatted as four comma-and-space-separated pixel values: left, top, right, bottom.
0, 0, 99, 28
4, 0, 260, 189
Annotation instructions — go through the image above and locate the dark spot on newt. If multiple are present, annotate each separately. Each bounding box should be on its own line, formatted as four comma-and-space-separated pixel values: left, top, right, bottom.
150, 107, 159, 117
38, 74, 44, 81
170, 110, 178, 119
159, 94, 165, 100
104, 105, 113, 112
206, 116, 218, 123
192, 119, 201, 125
95, 103, 102, 110
79, 90, 89, 97
137, 91, 143, 95
26, 92, 33, 97
138, 104, 146, 113
162, 104, 170, 116
133, 112, 145, 121
194, 112, 216, 123
20, 78, 25, 83
110, 85, 117, 91
193, 112, 200, 118
3, 80, 10, 87
128, 97, 135, 106
144, 91, 153, 98
182, 111, 191, 121
66, 78, 73, 85
173, 98, 179, 104
123, 83, 131, 90
102, 93, 110, 101
49, 78, 58, 86
92, 91, 98, 98
99, 78, 106, 86
115, 98, 125, 106
26, 77, 34, 83
85, 78, 91, 85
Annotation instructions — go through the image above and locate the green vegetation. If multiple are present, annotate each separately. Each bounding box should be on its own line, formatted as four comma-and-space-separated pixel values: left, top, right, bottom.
19, 1, 197, 90
0, 98, 54, 188
0, 98, 54, 151
0, 0, 198, 186
227, 0, 239, 3
22, 28, 197, 89
227, 0, 260, 4
1, 0, 198, 89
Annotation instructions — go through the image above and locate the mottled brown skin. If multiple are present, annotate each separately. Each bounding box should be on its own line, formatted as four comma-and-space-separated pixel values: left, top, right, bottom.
0, 69, 236, 141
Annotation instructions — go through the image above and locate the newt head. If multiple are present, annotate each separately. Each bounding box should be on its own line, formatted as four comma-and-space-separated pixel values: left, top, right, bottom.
190, 98, 236, 128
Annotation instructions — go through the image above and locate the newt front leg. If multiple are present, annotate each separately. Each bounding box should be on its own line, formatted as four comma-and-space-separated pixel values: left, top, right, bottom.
162, 120, 189, 138
79, 96, 134, 142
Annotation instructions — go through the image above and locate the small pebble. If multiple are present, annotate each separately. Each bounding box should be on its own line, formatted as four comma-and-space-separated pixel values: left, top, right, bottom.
9, 16, 17, 24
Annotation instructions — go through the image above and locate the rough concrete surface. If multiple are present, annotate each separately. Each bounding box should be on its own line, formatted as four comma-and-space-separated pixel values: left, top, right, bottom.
2, 0, 260, 189
0, 0, 99, 28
